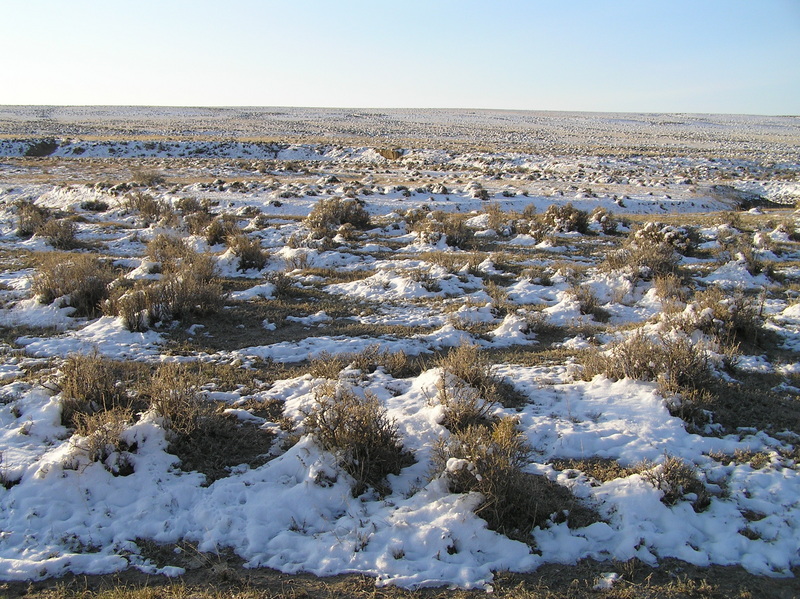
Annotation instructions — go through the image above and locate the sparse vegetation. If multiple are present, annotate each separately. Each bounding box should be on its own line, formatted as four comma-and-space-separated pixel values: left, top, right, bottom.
1, 110, 799, 594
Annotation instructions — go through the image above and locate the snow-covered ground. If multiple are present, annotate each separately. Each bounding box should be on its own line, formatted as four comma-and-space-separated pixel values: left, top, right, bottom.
0, 107, 799, 590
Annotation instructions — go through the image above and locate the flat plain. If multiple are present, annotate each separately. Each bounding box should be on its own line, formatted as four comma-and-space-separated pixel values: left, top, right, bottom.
1, 107, 800, 598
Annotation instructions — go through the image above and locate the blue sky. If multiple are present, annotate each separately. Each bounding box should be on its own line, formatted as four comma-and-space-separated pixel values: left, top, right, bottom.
2, 0, 798, 115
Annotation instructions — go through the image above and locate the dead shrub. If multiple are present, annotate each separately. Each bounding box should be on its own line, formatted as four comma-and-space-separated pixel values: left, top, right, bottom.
146, 233, 191, 266
229, 234, 268, 271
15, 199, 50, 237
433, 417, 584, 538
147, 363, 211, 437
58, 353, 143, 429
581, 330, 713, 395
688, 287, 762, 347
638, 454, 710, 511
156, 251, 224, 319
124, 191, 165, 222
33, 253, 115, 317
73, 407, 135, 475
205, 215, 240, 246
131, 168, 165, 187
567, 284, 609, 322
38, 218, 78, 249
541, 203, 589, 234
305, 197, 370, 239
304, 382, 413, 497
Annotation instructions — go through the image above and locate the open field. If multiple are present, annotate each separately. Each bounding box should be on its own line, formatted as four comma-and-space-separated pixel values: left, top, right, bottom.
1, 107, 800, 598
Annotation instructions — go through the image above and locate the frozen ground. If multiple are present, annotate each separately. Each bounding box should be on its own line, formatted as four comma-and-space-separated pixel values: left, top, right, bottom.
0, 107, 799, 592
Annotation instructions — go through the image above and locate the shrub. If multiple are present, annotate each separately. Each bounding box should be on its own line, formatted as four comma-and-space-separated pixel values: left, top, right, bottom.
146, 233, 191, 266
147, 363, 212, 437
632, 222, 697, 255
715, 232, 771, 277
653, 273, 688, 303
267, 271, 296, 298
124, 191, 165, 222
686, 287, 762, 347
483, 203, 517, 237
434, 342, 527, 429
304, 382, 412, 497
73, 407, 135, 475
310, 346, 419, 380
604, 235, 680, 280
105, 284, 158, 332
15, 199, 50, 237
567, 284, 609, 322
24, 139, 58, 157
638, 454, 709, 511
304, 197, 370, 239
38, 218, 78, 249
581, 330, 713, 395
433, 417, 578, 538
155, 251, 224, 320
185, 210, 214, 235
436, 343, 501, 403
80, 200, 109, 212
32, 253, 115, 317
146, 363, 274, 483
436, 374, 497, 432
131, 168, 165, 187
109, 250, 224, 329
413, 212, 474, 249
175, 197, 205, 214
589, 207, 620, 235
229, 234, 268, 271
541, 203, 589, 234
58, 353, 143, 429
205, 215, 241, 246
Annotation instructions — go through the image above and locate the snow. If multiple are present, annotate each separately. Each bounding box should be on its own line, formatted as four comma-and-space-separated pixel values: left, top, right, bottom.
0, 106, 799, 589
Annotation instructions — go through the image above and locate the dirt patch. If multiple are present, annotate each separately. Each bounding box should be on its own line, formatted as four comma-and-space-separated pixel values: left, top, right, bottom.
4, 558, 799, 598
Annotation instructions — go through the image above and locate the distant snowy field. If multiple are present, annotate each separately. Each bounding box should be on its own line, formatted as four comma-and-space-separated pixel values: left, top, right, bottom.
0, 107, 799, 590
